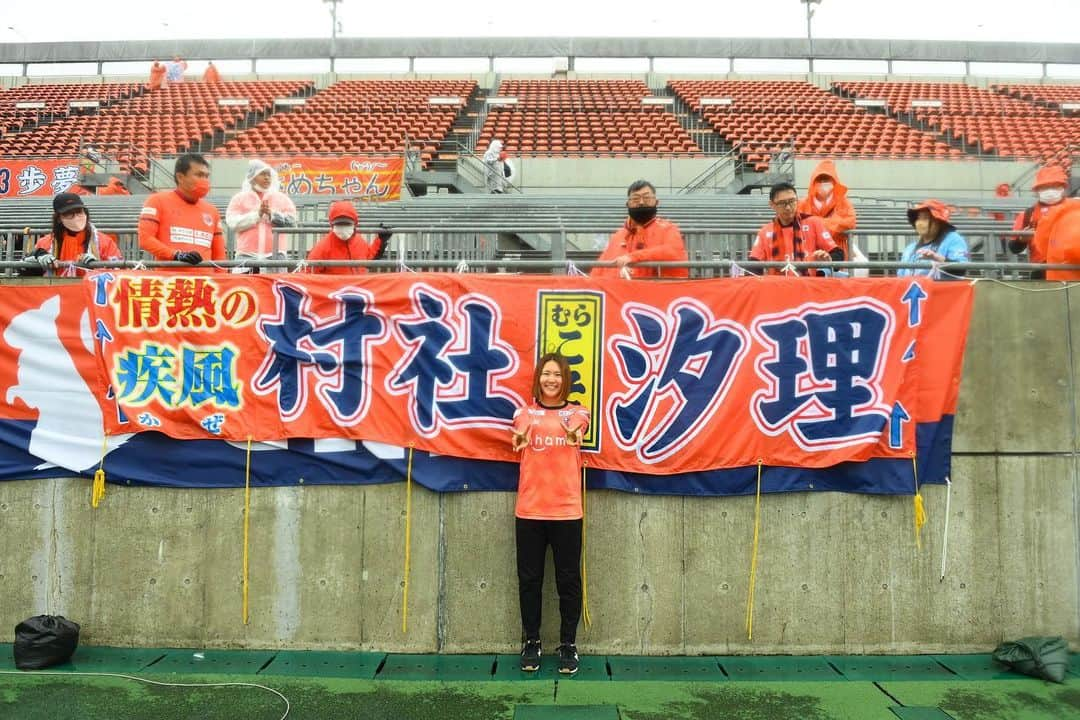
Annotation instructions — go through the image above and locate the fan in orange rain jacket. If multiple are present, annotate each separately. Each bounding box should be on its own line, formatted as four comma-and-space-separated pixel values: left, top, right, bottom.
203, 61, 222, 83
26, 192, 123, 278
797, 159, 857, 259
96, 177, 131, 196
306, 201, 393, 275
591, 179, 688, 279
148, 60, 166, 91
1031, 198, 1080, 281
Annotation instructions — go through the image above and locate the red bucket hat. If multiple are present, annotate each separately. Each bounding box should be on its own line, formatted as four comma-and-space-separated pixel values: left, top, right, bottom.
1032, 165, 1068, 190
907, 199, 954, 228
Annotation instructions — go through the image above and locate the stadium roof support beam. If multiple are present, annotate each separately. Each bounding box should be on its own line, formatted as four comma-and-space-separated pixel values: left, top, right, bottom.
1, 37, 1078, 66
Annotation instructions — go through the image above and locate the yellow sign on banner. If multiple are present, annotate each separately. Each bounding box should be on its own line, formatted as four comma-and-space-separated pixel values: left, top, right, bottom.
537, 291, 604, 451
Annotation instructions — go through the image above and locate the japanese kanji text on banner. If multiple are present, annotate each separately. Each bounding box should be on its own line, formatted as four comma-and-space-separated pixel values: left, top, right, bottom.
86, 273, 973, 477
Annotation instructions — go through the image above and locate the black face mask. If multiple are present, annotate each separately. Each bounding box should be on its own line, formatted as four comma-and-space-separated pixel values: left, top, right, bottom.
627, 205, 658, 224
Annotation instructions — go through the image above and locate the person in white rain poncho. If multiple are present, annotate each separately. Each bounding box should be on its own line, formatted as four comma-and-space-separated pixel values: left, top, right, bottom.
225, 159, 298, 272
484, 139, 508, 194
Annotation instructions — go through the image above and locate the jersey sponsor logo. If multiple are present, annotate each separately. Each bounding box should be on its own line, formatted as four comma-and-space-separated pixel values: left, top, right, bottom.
202, 213, 213, 227
140, 206, 158, 217
169, 227, 214, 248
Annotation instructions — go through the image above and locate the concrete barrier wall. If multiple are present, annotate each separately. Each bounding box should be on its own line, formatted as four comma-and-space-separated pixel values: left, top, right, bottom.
0, 281, 1076, 654
793, 158, 1037, 201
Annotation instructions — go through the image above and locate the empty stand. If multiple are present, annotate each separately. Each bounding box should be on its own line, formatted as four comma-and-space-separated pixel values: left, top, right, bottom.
836, 81, 1080, 167
670, 80, 953, 170
0, 81, 311, 175
214, 80, 477, 164
477, 80, 701, 156
0, 82, 142, 136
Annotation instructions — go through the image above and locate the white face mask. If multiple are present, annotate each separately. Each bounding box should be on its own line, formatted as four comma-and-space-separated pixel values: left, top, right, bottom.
816, 181, 834, 197
1038, 188, 1065, 205
61, 215, 87, 233
332, 225, 354, 240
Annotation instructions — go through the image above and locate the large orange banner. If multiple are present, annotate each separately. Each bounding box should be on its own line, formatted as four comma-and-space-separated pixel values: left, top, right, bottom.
0, 158, 82, 198
271, 156, 403, 200
82, 274, 973, 476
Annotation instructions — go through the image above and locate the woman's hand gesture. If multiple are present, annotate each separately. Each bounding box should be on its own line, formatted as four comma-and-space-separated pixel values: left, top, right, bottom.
562, 422, 582, 447
511, 427, 530, 452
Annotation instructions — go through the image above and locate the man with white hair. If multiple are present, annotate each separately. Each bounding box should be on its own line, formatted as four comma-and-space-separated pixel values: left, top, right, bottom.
225, 159, 298, 272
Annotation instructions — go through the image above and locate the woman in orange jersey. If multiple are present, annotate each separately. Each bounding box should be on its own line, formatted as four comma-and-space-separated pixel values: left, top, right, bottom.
25, 193, 123, 277
510, 352, 590, 676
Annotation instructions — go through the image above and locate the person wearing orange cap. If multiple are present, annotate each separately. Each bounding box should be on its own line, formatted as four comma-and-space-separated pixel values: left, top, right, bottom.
591, 179, 688, 279
25, 193, 123, 277
306, 201, 392, 275
202, 61, 221, 83
1030, 198, 1080, 281
1009, 165, 1070, 277
148, 60, 166, 91
797, 159, 857, 260
898, 200, 969, 279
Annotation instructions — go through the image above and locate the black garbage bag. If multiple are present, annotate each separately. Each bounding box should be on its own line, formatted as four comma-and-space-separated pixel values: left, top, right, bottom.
993, 635, 1070, 683
13, 615, 80, 670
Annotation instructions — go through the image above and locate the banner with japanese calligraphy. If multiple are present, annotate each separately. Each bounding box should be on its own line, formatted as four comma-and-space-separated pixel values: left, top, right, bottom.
0, 158, 82, 198
76, 273, 972, 483
271, 156, 403, 200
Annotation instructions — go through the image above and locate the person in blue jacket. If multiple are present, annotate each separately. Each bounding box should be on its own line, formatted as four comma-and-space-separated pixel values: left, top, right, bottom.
898, 199, 969, 279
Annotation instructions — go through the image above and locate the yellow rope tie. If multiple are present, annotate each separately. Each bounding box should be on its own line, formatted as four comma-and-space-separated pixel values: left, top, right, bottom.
401, 444, 414, 634
745, 458, 764, 641
91, 433, 108, 508
580, 462, 591, 628
912, 452, 927, 551
241, 436, 252, 625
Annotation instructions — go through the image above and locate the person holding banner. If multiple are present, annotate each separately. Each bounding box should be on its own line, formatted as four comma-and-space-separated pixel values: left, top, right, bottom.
138, 153, 225, 271
25, 193, 123, 278
306, 200, 392, 274
226, 159, 297, 273
898, 200, 969, 279
511, 353, 590, 675
591, 179, 689, 279
750, 182, 842, 276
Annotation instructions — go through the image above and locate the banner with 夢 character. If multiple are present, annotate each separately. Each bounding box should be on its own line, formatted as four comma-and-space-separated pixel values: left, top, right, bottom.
271, 156, 403, 200
0, 159, 82, 198
76, 273, 972, 485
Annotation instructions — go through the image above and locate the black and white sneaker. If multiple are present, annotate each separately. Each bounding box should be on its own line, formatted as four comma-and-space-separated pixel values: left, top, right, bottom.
520, 639, 542, 672
557, 643, 579, 675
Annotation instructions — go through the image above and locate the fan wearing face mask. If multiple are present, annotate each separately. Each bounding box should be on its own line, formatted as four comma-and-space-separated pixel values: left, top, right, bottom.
1030, 195, 1080, 282
1009, 165, 1071, 278
138, 153, 225, 272
226, 159, 298, 273
590, 179, 688, 279
305, 200, 392, 275
797, 159, 857, 260
25, 193, 124, 277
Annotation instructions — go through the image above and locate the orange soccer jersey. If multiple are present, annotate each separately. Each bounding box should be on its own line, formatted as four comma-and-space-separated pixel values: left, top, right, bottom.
138, 189, 225, 265
513, 400, 590, 521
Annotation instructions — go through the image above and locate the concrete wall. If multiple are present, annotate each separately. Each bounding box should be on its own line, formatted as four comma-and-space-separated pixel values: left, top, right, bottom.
794, 158, 1038, 200
513, 158, 723, 195
0, 281, 1076, 655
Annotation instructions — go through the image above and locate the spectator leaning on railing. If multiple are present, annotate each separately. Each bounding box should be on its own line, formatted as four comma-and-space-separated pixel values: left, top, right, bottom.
897, 200, 969, 280
1031, 197, 1080, 282
590, 179, 689, 279
750, 181, 842, 276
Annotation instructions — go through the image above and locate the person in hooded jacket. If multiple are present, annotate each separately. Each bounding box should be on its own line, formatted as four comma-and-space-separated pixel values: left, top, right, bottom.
1009, 165, 1070, 278
97, 177, 131, 196
797, 159, 857, 260
591, 180, 688, 279
25, 193, 123, 278
898, 199, 969, 279
203, 61, 222, 83
484, 139, 507, 194
306, 200, 392, 275
226, 159, 297, 273
1031, 197, 1080, 281
148, 60, 166, 91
